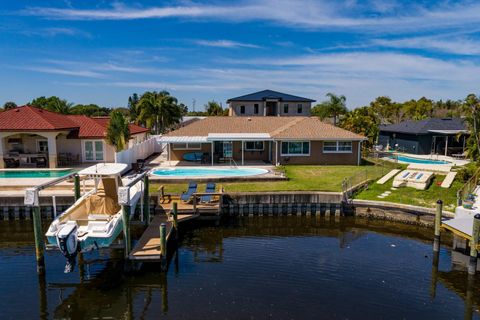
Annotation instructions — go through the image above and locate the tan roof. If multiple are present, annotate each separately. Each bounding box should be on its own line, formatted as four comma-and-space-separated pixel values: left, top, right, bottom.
165, 116, 365, 140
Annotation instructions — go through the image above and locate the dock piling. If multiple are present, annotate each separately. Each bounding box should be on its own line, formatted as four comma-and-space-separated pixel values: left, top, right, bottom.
32, 205, 45, 275
122, 205, 131, 258
468, 214, 480, 275
160, 223, 167, 256
433, 200, 442, 253
143, 175, 150, 225
172, 202, 178, 229
74, 174, 81, 201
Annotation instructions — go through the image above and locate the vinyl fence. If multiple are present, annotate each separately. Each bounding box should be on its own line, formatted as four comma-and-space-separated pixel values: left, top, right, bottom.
115, 135, 160, 170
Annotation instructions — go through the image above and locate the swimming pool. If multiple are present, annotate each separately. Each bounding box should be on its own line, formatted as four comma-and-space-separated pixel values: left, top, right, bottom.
0, 169, 75, 178
392, 155, 451, 165
151, 167, 269, 178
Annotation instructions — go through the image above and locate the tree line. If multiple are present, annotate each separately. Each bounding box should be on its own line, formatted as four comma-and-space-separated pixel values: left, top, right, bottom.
313, 92, 480, 159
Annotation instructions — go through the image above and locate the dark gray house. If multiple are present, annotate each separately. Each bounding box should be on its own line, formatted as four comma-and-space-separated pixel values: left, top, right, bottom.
378, 118, 468, 155
227, 90, 315, 117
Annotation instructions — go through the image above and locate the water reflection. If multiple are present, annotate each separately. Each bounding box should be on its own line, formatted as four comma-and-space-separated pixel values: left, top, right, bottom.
3, 217, 480, 319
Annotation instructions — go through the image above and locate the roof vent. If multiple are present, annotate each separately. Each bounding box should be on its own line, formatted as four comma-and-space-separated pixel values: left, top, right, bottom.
247, 117, 251, 121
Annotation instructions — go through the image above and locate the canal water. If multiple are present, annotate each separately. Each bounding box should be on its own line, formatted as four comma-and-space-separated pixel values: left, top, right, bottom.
1, 216, 479, 319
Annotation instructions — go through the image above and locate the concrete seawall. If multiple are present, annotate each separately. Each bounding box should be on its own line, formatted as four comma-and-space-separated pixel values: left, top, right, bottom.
0, 191, 454, 227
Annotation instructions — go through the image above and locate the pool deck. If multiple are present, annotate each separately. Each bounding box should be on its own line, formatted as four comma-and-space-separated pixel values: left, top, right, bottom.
148, 165, 287, 183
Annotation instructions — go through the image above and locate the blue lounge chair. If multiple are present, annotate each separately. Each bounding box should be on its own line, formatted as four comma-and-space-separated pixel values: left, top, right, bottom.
181, 182, 197, 202
200, 183, 216, 203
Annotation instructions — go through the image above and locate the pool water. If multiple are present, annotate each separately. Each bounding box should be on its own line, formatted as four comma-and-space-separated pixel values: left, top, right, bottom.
0, 217, 478, 319
393, 155, 451, 165
151, 167, 268, 177
0, 169, 75, 178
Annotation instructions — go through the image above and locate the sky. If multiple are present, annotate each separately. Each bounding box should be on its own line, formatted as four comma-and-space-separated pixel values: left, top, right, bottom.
1, 0, 480, 111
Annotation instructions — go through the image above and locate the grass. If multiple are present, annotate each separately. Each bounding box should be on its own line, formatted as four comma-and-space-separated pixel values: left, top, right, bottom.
148, 161, 463, 210
354, 175, 462, 211
150, 164, 395, 194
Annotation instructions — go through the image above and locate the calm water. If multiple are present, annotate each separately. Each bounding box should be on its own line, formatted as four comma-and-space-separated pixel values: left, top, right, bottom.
1, 216, 479, 319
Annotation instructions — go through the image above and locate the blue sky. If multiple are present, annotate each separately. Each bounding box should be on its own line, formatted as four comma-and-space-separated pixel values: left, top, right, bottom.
1, 0, 480, 110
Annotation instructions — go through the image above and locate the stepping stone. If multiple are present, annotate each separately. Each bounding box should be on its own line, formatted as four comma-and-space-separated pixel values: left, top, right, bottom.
391, 187, 398, 190
377, 195, 385, 198
384, 191, 392, 194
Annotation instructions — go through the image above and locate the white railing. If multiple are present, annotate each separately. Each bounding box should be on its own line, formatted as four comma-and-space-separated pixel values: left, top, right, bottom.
115, 136, 160, 169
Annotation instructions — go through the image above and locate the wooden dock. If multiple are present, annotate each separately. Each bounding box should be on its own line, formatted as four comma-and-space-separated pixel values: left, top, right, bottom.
129, 194, 222, 261
442, 216, 480, 249
129, 213, 198, 260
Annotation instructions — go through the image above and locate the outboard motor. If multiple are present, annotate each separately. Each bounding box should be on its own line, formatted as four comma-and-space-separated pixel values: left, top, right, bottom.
56, 222, 79, 273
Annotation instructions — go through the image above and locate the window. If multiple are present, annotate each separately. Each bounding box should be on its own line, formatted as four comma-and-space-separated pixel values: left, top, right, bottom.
284, 104, 289, 113
84, 140, 104, 161
172, 143, 201, 150
37, 140, 48, 153
240, 105, 245, 114
254, 104, 259, 114
323, 141, 353, 153
244, 141, 264, 151
297, 104, 303, 114
281, 141, 310, 156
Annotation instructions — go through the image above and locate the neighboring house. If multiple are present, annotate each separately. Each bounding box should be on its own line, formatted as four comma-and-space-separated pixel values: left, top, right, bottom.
227, 90, 315, 117
161, 116, 366, 165
378, 118, 468, 155
0, 106, 149, 168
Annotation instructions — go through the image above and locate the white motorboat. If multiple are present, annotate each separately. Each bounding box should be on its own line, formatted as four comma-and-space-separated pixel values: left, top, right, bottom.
45, 163, 144, 272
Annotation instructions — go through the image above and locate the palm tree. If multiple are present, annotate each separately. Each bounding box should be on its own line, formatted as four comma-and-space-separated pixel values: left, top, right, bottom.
106, 110, 130, 152
311, 93, 347, 126
136, 91, 182, 134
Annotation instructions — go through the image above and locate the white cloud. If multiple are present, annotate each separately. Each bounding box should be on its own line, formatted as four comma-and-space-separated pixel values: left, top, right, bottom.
57, 50, 480, 107
21, 66, 104, 78
20, 0, 480, 33
194, 39, 261, 49
373, 35, 480, 56
20, 27, 91, 38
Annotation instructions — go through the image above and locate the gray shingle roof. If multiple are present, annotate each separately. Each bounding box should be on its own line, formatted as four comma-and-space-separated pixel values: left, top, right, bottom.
227, 90, 315, 103
379, 118, 466, 135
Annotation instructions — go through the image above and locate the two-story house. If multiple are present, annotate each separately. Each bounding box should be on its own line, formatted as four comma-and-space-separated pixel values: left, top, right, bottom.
227, 90, 315, 117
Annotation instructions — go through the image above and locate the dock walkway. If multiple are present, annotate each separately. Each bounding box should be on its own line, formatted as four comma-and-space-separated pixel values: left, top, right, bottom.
129, 213, 198, 261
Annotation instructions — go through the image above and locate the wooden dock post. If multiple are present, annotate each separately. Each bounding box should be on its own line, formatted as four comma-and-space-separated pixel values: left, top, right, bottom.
468, 214, 480, 275
74, 174, 81, 201
172, 202, 178, 229
160, 223, 167, 256
433, 200, 442, 253
122, 205, 131, 258
143, 175, 150, 226
32, 205, 45, 275
160, 222, 167, 271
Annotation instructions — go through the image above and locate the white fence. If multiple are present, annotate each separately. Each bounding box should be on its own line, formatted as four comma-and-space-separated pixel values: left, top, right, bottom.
115, 135, 160, 169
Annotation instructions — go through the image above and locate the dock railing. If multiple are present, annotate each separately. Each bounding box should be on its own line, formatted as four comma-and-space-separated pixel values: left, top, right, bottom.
457, 167, 480, 206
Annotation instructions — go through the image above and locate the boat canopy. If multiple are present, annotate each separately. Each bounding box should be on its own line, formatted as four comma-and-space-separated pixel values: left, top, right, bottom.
78, 163, 128, 176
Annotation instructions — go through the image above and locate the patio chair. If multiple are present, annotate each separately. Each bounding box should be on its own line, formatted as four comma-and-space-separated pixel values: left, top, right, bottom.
36, 157, 47, 168
200, 182, 216, 203
4, 157, 19, 168
180, 182, 197, 202
452, 151, 467, 160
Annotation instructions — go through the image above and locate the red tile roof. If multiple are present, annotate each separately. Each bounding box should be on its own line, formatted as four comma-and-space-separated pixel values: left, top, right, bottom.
0, 105, 78, 131
0, 105, 149, 138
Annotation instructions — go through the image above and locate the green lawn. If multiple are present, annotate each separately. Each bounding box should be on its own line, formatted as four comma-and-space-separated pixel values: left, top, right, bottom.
354, 175, 461, 211
150, 164, 394, 194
